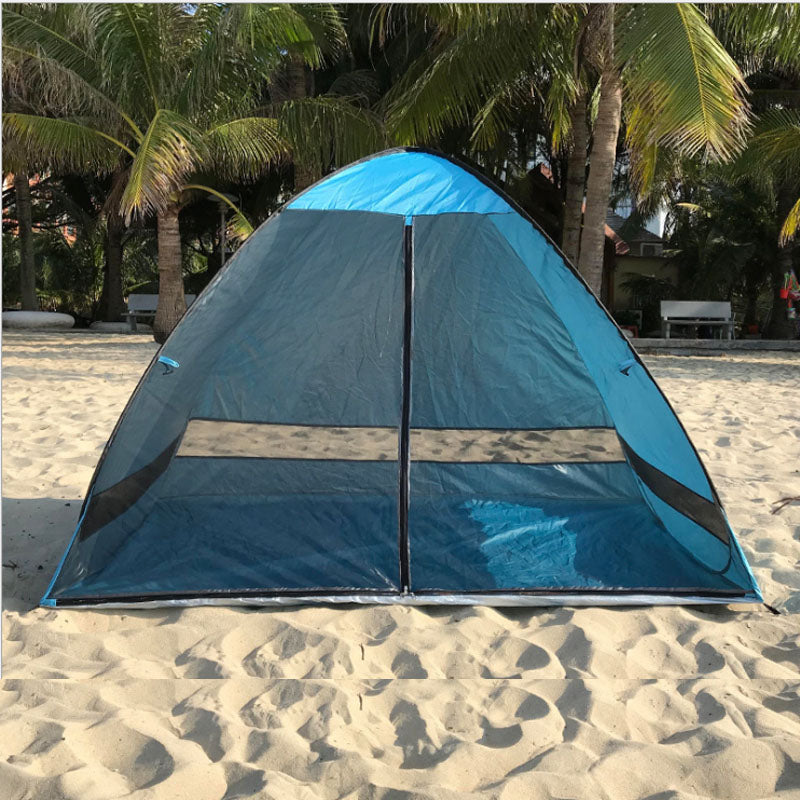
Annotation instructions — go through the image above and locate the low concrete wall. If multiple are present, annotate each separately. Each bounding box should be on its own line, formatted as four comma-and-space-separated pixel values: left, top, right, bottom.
633, 338, 800, 355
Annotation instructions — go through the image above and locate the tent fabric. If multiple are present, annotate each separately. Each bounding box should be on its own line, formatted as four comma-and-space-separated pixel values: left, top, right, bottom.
43, 148, 761, 608
289, 150, 514, 217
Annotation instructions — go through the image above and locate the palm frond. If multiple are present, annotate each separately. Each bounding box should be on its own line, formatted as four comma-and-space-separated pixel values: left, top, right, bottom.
470, 80, 538, 152
2, 5, 141, 137
4, 43, 134, 133
204, 117, 287, 181
675, 201, 710, 216
120, 109, 205, 221
717, 3, 800, 74
2, 6, 104, 92
383, 10, 560, 145
620, 3, 750, 163
226, 3, 343, 69
2, 112, 129, 173
745, 108, 800, 180
227, 209, 255, 242
95, 4, 196, 114
279, 96, 387, 174
183, 183, 255, 241
328, 70, 382, 106
732, 108, 800, 204
780, 195, 800, 244
469, 89, 515, 152
547, 72, 581, 152
179, 4, 278, 114
290, 4, 347, 63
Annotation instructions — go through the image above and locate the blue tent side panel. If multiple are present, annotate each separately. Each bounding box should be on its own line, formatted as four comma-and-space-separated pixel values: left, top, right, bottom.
46, 209, 408, 601
489, 213, 759, 597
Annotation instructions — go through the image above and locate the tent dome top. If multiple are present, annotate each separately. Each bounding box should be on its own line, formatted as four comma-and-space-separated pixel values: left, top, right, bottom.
288, 148, 515, 218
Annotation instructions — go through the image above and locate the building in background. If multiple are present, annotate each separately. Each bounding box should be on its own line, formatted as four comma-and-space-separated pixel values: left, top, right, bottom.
604, 210, 677, 316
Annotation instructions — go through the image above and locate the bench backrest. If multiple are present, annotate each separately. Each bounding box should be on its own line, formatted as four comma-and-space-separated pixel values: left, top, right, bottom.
660, 300, 732, 320
127, 293, 196, 312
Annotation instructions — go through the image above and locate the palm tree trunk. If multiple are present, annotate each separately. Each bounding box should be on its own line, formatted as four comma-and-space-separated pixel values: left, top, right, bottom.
97, 212, 126, 322
578, 6, 622, 296
153, 205, 186, 344
562, 90, 588, 265
766, 182, 797, 339
743, 283, 758, 330
288, 55, 316, 192
14, 172, 37, 311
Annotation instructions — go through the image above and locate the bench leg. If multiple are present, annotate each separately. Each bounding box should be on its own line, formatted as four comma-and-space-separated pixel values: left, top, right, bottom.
664, 322, 670, 339
128, 316, 137, 333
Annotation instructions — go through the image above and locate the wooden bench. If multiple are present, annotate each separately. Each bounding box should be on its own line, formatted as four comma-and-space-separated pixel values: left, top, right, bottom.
660, 300, 735, 340
124, 293, 196, 332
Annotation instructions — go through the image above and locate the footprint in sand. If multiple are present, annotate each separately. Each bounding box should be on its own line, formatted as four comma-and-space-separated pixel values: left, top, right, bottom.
390, 650, 428, 678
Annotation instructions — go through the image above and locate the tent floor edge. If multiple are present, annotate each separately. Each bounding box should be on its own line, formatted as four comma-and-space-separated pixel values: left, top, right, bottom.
44, 587, 759, 610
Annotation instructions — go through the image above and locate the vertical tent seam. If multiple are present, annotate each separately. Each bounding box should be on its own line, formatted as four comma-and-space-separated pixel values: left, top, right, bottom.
398, 219, 414, 592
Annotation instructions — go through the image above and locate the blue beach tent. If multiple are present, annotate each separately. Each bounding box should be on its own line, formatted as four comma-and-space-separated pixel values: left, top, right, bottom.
43, 149, 760, 608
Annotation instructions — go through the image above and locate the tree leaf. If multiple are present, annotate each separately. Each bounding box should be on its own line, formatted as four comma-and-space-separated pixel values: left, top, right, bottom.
620, 4, 750, 162
2, 112, 129, 173
120, 109, 205, 220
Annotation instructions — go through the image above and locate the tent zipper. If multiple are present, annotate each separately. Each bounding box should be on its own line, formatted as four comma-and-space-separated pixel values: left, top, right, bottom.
399, 219, 413, 593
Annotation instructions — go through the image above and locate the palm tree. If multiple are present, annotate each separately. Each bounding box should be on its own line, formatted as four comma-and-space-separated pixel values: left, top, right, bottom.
3, 39, 43, 311
715, 3, 800, 336
9, 172, 37, 310
382, 4, 748, 295
3, 3, 383, 341
744, 110, 800, 245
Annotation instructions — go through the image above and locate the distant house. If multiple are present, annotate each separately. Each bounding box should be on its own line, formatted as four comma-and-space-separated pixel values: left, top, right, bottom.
603, 210, 677, 312
470, 164, 674, 314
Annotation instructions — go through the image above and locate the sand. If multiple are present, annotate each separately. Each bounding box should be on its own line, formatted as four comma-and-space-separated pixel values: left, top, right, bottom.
2, 331, 799, 799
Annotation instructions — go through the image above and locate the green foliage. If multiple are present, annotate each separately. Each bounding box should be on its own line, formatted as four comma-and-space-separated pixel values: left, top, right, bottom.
736, 109, 800, 242
380, 3, 749, 193
279, 95, 386, 175
620, 4, 749, 169
3, 2, 799, 327
382, 5, 573, 147
662, 169, 784, 327
2, 232, 22, 303
2, 3, 368, 225
619, 272, 677, 333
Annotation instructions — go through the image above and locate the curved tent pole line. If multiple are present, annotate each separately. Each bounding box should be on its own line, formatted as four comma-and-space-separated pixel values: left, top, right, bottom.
46, 212, 292, 594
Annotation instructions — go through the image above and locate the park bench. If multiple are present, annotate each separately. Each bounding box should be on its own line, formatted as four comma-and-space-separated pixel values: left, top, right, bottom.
660, 300, 735, 340
124, 293, 196, 332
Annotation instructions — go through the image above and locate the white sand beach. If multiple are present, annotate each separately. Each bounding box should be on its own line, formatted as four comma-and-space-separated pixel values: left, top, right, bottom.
2, 331, 799, 799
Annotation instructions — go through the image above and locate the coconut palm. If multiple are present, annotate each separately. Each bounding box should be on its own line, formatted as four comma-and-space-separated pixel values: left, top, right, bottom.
3, 3, 384, 341
382, 3, 748, 295
713, 3, 800, 336
3, 40, 46, 311
743, 110, 800, 244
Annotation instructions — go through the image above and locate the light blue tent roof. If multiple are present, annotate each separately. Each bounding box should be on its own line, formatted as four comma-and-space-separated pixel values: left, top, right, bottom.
289, 150, 515, 216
